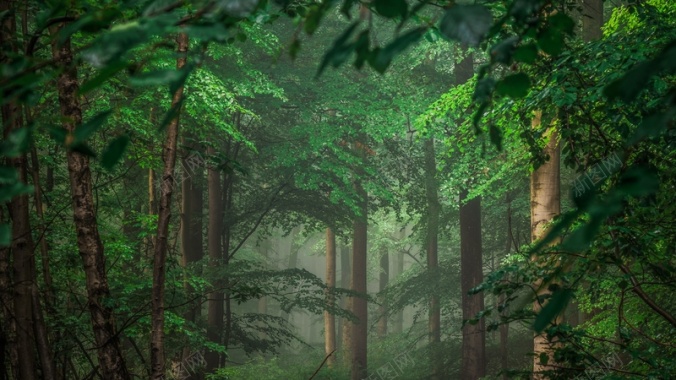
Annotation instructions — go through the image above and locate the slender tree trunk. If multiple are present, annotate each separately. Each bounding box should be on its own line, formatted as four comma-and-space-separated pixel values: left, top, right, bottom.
206, 145, 224, 372
324, 228, 336, 367
460, 190, 486, 380
222, 146, 235, 364
350, 142, 368, 380
530, 111, 561, 379
180, 138, 204, 380
339, 244, 350, 354
377, 245, 388, 339
49, 23, 130, 380
150, 32, 189, 379
500, 198, 512, 380
423, 137, 442, 378
392, 230, 405, 334
455, 48, 486, 380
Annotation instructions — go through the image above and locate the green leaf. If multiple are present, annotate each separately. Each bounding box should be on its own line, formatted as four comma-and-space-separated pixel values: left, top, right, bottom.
533, 288, 573, 333
0, 224, 9, 247
0, 127, 31, 157
130, 69, 185, 88
0, 167, 18, 184
79, 60, 129, 95
537, 28, 565, 56
513, 43, 538, 64
74, 111, 111, 144
318, 22, 360, 76
70, 143, 97, 158
101, 136, 130, 170
0, 182, 34, 203
439, 5, 493, 47
489, 124, 503, 151
369, 28, 425, 74
374, 0, 408, 19
490, 36, 518, 64
548, 13, 575, 35
495, 73, 530, 98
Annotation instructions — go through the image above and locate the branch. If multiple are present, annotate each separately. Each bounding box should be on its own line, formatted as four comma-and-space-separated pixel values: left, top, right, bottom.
618, 262, 676, 328
307, 349, 335, 380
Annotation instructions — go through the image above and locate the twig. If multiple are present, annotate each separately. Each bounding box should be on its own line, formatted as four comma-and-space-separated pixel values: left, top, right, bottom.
307, 349, 336, 380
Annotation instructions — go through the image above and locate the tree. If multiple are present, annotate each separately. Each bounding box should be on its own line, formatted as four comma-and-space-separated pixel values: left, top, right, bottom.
49, 20, 130, 380
324, 228, 336, 367
150, 32, 189, 380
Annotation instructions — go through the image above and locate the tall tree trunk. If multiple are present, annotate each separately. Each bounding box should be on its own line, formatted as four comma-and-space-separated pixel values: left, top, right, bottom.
49, 23, 130, 380
206, 145, 224, 372
460, 190, 486, 380
221, 143, 236, 364
582, 0, 603, 41
455, 48, 486, 380
339, 244, 350, 355
150, 32, 189, 379
0, 209, 17, 380
180, 138, 204, 380
423, 138, 441, 379
350, 142, 368, 380
500, 198, 513, 380
2, 10, 36, 380
324, 228, 336, 367
377, 245, 388, 339
392, 230, 405, 334
530, 111, 561, 379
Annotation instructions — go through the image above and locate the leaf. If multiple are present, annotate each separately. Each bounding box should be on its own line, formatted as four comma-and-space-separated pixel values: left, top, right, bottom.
0, 127, 31, 157
101, 136, 130, 170
548, 13, 575, 35
374, 0, 408, 19
0, 182, 34, 203
495, 73, 530, 98
537, 28, 565, 56
533, 288, 573, 333
74, 111, 111, 144
158, 97, 185, 132
0, 223, 9, 247
513, 43, 538, 64
489, 124, 503, 151
79, 60, 129, 94
368, 28, 425, 73
69, 143, 97, 158
490, 36, 518, 64
0, 167, 18, 184
130, 69, 185, 88
318, 22, 360, 76
439, 5, 493, 47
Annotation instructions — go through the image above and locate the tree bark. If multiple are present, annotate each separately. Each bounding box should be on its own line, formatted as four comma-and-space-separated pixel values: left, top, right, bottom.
455, 47, 485, 380
339, 244, 351, 355
530, 111, 562, 379
350, 142, 368, 380
582, 0, 603, 41
324, 228, 336, 367
460, 190, 486, 380
206, 145, 224, 372
423, 137, 441, 378
150, 32, 189, 379
49, 23, 130, 380
377, 245, 388, 339
180, 138, 204, 380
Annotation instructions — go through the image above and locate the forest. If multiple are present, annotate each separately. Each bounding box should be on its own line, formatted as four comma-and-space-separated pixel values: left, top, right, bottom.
0, 0, 674, 379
